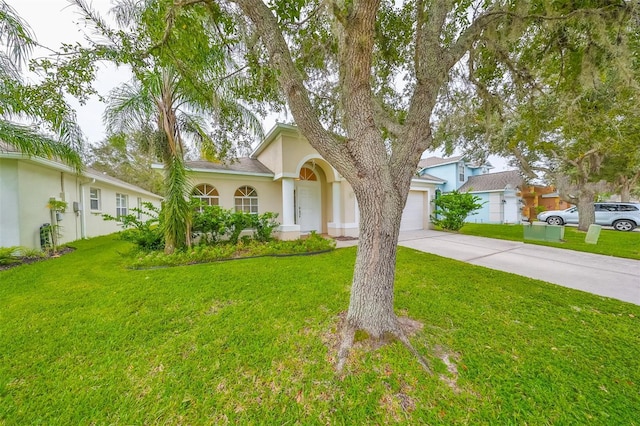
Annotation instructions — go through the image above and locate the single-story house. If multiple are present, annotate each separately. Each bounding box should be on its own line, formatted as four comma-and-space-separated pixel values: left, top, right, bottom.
160, 123, 444, 240
1, 144, 163, 250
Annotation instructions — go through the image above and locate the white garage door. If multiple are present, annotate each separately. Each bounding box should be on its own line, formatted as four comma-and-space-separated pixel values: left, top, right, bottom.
401, 191, 424, 231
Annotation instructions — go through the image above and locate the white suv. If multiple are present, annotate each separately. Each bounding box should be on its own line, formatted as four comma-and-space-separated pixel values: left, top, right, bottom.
537, 202, 640, 231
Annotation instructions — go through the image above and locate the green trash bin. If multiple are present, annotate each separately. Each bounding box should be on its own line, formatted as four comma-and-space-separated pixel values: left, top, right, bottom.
523, 223, 564, 242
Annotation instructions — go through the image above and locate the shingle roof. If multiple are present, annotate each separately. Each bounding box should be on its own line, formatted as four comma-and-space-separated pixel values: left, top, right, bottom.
458, 170, 522, 192
417, 155, 464, 168
415, 172, 446, 183
185, 158, 273, 175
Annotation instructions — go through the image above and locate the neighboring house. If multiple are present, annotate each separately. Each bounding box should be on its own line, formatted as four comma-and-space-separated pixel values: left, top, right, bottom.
1, 145, 163, 250
417, 155, 493, 192
458, 170, 523, 224
158, 123, 443, 240
520, 185, 572, 221
418, 156, 524, 224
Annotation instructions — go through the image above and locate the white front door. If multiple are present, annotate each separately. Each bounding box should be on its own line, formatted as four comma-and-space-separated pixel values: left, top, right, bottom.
296, 180, 322, 233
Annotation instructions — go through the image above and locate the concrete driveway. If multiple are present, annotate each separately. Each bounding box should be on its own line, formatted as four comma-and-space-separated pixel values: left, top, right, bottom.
336, 230, 640, 305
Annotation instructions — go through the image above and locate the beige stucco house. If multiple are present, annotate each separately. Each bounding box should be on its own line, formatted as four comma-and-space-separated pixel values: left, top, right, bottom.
1, 145, 163, 250
175, 124, 443, 240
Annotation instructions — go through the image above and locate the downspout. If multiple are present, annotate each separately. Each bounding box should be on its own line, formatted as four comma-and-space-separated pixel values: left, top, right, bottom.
78, 178, 95, 239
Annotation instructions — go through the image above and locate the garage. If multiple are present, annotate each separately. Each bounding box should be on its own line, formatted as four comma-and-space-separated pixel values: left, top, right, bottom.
400, 191, 426, 231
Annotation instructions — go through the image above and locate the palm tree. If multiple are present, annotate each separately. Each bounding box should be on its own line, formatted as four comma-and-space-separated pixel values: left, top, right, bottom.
0, 0, 83, 170
104, 66, 262, 253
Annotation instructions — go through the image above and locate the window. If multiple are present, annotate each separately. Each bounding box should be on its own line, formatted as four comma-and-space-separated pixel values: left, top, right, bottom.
192, 184, 219, 212
89, 188, 101, 211
234, 186, 258, 214
458, 162, 465, 182
299, 167, 317, 181
619, 204, 639, 212
116, 193, 128, 218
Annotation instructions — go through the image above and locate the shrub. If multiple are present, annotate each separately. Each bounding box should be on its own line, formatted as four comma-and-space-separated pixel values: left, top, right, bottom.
127, 232, 335, 268
252, 212, 280, 242
431, 190, 484, 231
103, 202, 164, 251
0, 246, 22, 265
191, 205, 230, 244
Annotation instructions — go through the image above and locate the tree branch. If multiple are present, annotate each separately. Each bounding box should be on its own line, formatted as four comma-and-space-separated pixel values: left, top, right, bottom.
230, 0, 353, 174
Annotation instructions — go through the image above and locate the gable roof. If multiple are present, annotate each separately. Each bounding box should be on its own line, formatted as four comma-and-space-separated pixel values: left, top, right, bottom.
458, 170, 522, 192
417, 155, 464, 168
251, 123, 300, 159
417, 155, 493, 170
184, 158, 274, 176
414, 172, 446, 183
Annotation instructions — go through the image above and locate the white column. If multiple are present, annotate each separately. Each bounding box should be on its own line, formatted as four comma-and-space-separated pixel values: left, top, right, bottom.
332, 181, 341, 226
278, 178, 300, 239
282, 178, 295, 226
327, 181, 343, 236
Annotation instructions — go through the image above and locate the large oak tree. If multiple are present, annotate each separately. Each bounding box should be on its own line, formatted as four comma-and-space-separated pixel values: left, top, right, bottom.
163, 0, 637, 371
66, 0, 637, 371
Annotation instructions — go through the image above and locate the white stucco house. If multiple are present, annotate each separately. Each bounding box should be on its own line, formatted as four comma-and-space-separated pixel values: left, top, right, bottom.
1, 143, 163, 250
165, 124, 444, 240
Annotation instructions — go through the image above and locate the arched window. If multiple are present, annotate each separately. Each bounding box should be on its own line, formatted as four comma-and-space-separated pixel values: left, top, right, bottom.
234, 185, 258, 214
299, 167, 318, 181
192, 184, 219, 212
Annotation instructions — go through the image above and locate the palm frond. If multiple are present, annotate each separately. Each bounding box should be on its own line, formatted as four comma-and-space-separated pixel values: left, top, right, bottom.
0, 0, 36, 72
103, 81, 156, 134
0, 120, 83, 171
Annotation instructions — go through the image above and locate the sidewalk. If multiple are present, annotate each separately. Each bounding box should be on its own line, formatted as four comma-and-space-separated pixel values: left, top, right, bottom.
335, 229, 640, 305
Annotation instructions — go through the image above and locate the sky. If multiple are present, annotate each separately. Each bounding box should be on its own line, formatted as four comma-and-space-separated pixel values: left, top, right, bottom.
6, 0, 511, 170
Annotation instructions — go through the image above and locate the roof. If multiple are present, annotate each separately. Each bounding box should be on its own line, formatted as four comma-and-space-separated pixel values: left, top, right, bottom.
417, 155, 493, 170
458, 170, 522, 192
415, 172, 446, 183
417, 155, 464, 168
251, 123, 300, 159
1, 144, 163, 199
184, 158, 274, 176
83, 168, 163, 199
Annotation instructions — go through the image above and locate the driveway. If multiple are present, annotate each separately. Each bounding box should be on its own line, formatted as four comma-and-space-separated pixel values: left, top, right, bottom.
336, 229, 640, 305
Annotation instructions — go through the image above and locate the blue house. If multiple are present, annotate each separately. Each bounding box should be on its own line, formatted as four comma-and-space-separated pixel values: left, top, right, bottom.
417, 156, 523, 224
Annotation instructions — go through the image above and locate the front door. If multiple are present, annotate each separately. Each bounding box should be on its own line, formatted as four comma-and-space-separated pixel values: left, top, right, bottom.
296, 180, 322, 233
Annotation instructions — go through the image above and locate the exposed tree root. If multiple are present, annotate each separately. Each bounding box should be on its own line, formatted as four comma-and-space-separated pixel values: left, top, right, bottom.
333, 313, 431, 375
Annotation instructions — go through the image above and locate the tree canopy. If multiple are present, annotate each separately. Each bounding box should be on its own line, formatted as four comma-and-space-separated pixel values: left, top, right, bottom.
0, 0, 83, 170
48, 0, 640, 371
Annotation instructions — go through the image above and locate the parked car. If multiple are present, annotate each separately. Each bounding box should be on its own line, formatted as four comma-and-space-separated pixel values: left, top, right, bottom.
537, 202, 640, 231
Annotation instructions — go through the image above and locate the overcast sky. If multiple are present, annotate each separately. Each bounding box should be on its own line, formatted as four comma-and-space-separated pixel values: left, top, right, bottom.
6, 0, 511, 169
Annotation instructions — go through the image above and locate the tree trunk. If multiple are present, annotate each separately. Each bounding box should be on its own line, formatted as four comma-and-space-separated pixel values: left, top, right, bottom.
619, 179, 631, 202
620, 186, 630, 203
576, 190, 596, 231
336, 181, 429, 373
347, 189, 402, 336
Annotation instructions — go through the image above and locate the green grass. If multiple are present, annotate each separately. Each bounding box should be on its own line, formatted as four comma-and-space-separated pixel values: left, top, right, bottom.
1, 235, 639, 424
456, 223, 640, 260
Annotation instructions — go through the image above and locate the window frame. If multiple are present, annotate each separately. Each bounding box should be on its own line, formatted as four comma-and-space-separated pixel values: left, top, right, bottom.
89, 187, 101, 211
192, 184, 220, 212
115, 193, 128, 219
458, 161, 465, 182
234, 185, 259, 214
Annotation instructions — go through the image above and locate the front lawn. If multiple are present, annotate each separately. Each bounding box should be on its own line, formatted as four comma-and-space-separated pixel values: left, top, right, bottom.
457, 223, 640, 260
1, 236, 638, 424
